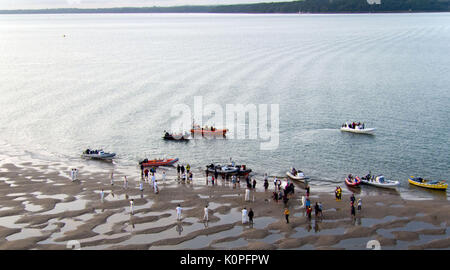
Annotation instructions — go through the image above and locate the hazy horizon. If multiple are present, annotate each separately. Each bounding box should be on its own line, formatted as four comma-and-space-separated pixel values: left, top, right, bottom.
0, 0, 293, 10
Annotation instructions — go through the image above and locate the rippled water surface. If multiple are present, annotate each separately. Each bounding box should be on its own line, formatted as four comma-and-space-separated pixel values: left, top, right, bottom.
0, 13, 449, 198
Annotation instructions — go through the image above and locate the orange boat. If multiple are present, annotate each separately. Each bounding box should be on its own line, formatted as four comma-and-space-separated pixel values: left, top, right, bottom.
190, 124, 228, 136
140, 158, 179, 167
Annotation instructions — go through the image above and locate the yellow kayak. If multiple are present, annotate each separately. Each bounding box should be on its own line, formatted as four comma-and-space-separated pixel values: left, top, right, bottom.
408, 177, 447, 190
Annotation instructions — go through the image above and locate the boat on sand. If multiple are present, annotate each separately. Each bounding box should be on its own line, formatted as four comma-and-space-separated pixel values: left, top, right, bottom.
140, 158, 179, 167
361, 175, 399, 189
286, 168, 307, 182
408, 177, 447, 190
345, 175, 362, 187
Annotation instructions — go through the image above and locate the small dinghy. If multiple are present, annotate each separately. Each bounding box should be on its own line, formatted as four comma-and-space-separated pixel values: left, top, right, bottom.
162, 131, 190, 141
340, 122, 375, 135
286, 168, 307, 182
191, 123, 228, 137
140, 158, 179, 167
345, 174, 362, 187
82, 149, 116, 160
408, 177, 447, 190
361, 175, 399, 189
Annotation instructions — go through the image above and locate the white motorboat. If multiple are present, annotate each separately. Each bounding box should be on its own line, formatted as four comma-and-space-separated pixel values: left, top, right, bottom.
361, 175, 399, 189
82, 149, 116, 160
286, 170, 307, 182
340, 122, 375, 135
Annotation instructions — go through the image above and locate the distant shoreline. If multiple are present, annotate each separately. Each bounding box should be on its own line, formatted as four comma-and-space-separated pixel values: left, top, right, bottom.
1, 0, 449, 15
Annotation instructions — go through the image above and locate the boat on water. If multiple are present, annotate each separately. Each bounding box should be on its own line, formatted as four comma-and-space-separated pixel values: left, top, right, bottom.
162, 131, 190, 141
286, 168, 307, 182
140, 158, 179, 167
361, 174, 399, 189
206, 164, 239, 175
345, 174, 362, 187
82, 149, 116, 160
340, 122, 375, 135
191, 123, 228, 137
408, 177, 447, 190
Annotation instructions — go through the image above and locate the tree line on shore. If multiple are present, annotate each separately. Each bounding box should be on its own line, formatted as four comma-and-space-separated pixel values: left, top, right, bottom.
1, 0, 449, 14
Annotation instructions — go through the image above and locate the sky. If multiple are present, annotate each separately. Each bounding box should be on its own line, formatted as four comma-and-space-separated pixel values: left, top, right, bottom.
0, 0, 293, 10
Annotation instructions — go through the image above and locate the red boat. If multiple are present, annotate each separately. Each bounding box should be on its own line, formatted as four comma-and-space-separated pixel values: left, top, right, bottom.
345, 175, 362, 187
190, 124, 227, 137
140, 158, 179, 167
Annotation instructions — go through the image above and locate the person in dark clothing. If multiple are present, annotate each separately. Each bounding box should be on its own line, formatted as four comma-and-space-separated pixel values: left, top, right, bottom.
351, 203, 356, 217
350, 193, 355, 205
248, 208, 254, 224
214, 169, 218, 180
273, 192, 278, 203
306, 206, 312, 219
252, 179, 256, 189
264, 179, 269, 191
177, 164, 181, 176
181, 165, 185, 174
314, 202, 320, 217
283, 195, 289, 206
306, 185, 310, 197
140, 164, 144, 178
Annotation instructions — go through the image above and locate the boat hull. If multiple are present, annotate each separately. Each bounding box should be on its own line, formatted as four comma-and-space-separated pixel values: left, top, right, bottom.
191, 129, 227, 136
286, 171, 306, 182
82, 153, 116, 160
408, 177, 447, 190
141, 158, 179, 167
206, 166, 239, 175
345, 176, 362, 187
361, 179, 399, 189
340, 127, 375, 134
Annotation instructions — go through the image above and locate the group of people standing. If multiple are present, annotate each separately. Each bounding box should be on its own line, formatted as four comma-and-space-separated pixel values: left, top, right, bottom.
177, 163, 193, 183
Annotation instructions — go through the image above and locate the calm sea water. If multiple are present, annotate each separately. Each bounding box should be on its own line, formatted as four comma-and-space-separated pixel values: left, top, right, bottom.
0, 13, 449, 198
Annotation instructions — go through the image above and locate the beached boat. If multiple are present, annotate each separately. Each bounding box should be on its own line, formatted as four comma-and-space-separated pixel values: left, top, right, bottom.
345, 175, 362, 187
206, 164, 239, 175
340, 122, 375, 135
140, 158, 179, 167
286, 170, 306, 182
408, 177, 447, 190
191, 124, 228, 137
233, 165, 252, 176
361, 175, 399, 189
82, 149, 116, 160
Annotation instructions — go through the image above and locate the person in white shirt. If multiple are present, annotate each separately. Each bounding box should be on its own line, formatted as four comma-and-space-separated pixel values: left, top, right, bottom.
162, 171, 166, 182
100, 189, 104, 201
154, 180, 159, 194
273, 177, 278, 190
139, 181, 144, 192
151, 174, 156, 185
242, 208, 248, 224
245, 187, 251, 202
176, 204, 183, 220
123, 176, 128, 189
129, 199, 134, 215
203, 205, 209, 221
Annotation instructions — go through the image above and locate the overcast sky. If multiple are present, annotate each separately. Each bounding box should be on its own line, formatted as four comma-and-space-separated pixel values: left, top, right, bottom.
0, 0, 292, 10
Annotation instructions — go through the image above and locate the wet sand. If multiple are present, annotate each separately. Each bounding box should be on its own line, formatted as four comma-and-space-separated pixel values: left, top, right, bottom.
0, 161, 449, 250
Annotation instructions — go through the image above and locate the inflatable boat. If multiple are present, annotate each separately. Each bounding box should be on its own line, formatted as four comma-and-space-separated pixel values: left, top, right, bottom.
361, 175, 399, 189
408, 177, 447, 190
